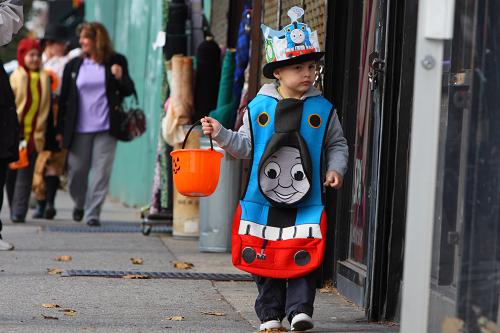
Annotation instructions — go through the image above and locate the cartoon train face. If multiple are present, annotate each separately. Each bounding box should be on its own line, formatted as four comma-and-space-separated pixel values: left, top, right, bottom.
259, 146, 310, 204
283, 22, 314, 57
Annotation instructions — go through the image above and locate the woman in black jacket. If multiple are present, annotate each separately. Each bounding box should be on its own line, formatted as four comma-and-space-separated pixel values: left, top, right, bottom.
58, 22, 135, 226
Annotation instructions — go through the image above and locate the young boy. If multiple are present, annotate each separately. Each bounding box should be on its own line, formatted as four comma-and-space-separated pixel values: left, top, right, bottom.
31, 24, 75, 220
202, 6, 348, 331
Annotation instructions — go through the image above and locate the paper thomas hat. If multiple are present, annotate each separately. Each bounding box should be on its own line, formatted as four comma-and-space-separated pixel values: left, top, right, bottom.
261, 6, 324, 79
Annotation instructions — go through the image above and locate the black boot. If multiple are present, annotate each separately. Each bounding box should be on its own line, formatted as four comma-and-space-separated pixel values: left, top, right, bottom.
44, 176, 59, 220
32, 200, 46, 219
45, 203, 56, 220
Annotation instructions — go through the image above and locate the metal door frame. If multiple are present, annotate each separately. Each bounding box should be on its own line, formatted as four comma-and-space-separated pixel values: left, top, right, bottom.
331, 0, 390, 308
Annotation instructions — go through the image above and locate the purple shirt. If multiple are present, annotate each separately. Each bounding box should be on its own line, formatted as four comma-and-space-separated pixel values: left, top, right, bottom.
75, 58, 110, 133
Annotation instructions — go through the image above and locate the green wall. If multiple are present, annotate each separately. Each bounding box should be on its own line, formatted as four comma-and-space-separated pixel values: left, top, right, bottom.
85, 0, 164, 206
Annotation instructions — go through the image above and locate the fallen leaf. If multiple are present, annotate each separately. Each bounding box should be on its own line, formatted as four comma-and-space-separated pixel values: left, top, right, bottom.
165, 316, 185, 321
172, 261, 194, 270
59, 309, 77, 316
130, 257, 144, 265
54, 255, 72, 262
41, 304, 60, 308
122, 274, 150, 279
202, 311, 225, 316
319, 280, 338, 294
41, 315, 58, 320
47, 268, 64, 275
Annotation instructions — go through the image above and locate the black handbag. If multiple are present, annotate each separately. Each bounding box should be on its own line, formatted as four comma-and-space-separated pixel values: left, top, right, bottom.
116, 91, 146, 142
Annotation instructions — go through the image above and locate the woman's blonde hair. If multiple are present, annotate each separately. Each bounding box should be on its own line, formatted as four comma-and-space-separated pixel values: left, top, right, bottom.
77, 22, 114, 64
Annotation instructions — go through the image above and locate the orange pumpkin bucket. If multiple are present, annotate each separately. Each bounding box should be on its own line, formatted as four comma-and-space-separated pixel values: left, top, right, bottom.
8, 141, 29, 170
170, 121, 224, 197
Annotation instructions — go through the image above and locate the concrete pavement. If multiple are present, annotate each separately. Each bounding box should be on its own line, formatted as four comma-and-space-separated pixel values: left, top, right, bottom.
0, 191, 398, 332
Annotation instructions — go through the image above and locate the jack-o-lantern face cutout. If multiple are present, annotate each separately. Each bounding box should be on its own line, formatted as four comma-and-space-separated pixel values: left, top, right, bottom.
259, 146, 310, 204
173, 157, 181, 174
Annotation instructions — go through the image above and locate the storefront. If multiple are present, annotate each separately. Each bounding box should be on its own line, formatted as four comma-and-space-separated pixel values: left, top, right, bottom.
402, 0, 500, 332
324, 0, 418, 321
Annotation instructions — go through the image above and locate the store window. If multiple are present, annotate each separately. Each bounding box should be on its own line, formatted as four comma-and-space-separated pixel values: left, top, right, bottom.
428, 0, 500, 331
348, 0, 379, 268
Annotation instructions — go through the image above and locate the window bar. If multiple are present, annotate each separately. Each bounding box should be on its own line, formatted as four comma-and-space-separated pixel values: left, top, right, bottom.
277, 0, 282, 29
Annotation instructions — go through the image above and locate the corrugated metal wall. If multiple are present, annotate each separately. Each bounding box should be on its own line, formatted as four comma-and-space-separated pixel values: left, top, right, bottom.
210, 0, 230, 46
85, 0, 164, 206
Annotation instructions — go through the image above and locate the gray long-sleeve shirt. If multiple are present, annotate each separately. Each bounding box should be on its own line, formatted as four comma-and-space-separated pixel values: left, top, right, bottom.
0, 0, 23, 46
213, 83, 349, 176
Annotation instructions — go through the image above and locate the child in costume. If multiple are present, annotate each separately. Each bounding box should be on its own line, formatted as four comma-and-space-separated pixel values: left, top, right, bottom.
7, 38, 52, 222
201, 6, 348, 331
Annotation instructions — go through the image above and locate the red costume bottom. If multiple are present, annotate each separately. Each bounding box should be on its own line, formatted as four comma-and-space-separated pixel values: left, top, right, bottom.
231, 204, 328, 279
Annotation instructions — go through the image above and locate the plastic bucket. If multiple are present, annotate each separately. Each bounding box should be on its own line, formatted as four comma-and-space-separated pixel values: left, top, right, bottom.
9, 141, 29, 170
170, 121, 224, 197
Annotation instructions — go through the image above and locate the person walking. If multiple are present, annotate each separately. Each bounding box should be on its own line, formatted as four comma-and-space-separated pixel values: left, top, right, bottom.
7, 38, 52, 223
58, 22, 135, 226
0, 0, 24, 249
201, 7, 348, 331
31, 24, 79, 219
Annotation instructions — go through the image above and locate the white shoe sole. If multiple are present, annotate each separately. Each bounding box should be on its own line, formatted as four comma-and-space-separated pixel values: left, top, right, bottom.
291, 313, 314, 331
260, 319, 283, 331
0, 240, 14, 251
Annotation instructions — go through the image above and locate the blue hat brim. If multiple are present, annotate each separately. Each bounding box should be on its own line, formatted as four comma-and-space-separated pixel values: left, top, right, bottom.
262, 51, 325, 79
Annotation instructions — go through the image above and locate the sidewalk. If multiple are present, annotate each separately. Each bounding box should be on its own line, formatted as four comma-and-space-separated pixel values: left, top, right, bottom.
0, 191, 398, 333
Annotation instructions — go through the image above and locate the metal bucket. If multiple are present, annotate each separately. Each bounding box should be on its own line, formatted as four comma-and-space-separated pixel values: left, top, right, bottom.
198, 136, 241, 252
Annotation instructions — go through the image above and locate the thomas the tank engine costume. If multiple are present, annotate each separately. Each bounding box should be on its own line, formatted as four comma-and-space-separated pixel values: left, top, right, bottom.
232, 7, 330, 279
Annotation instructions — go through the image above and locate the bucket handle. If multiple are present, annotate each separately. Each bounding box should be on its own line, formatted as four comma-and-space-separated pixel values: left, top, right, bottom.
182, 120, 214, 150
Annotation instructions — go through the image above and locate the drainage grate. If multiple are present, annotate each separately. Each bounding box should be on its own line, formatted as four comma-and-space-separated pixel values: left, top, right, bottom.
45, 222, 172, 234
61, 269, 254, 281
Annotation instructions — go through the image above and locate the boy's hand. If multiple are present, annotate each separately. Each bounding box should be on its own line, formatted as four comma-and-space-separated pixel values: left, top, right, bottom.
201, 116, 222, 137
323, 170, 343, 189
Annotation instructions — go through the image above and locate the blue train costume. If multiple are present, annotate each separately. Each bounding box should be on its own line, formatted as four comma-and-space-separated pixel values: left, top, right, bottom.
223, 6, 347, 329
232, 94, 333, 279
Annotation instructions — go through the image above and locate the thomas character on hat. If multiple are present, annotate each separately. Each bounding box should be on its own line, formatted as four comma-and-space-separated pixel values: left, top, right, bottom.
201, 6, 348, 331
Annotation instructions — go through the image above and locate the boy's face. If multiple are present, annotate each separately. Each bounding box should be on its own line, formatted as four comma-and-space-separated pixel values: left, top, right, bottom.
274, 60, 316, 94
24, 49, 41, 71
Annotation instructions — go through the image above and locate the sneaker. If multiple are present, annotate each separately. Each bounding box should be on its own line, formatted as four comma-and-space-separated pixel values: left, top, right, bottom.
72, 208, 84, 222
259, 318, 284, 331
10, 214, 25, 223
32, 201, 46, 219
86, 219, 101, 227
0, 239, 14, 251
291, 313, 313, 331
32, 210, 44, 219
